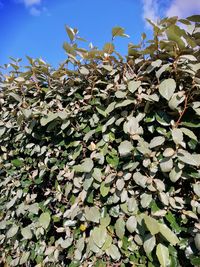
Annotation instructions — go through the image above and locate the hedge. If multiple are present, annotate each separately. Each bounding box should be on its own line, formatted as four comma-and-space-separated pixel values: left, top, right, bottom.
0, 15, 200, 267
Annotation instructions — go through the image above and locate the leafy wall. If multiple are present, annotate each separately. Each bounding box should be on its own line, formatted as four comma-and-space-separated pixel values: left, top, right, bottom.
0, 15, 200, 267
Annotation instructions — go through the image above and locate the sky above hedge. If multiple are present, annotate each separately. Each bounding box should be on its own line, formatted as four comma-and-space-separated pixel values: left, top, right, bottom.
0, 0, 200, 67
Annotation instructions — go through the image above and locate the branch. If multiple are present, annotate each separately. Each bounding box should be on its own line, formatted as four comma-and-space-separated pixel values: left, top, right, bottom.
174, 94, 188, 128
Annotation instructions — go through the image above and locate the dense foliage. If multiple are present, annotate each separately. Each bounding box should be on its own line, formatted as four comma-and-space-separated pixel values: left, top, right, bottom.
0, 15, 200, 267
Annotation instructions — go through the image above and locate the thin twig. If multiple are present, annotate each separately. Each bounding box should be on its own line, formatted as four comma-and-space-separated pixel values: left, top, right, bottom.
174, 94, 188, 128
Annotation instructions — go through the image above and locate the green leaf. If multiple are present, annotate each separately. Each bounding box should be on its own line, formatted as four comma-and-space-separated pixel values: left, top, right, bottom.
112, 26, 124, 37
169, 167, 182, 183
39, 212, 51, 229
21, 227, 32, 239
9, 92, 22, 102
100, 215, 111, 228
105, 101, 116, 114
116, 178, 125, 191
96, 106, 108, 117
180, 120, 200, 128
194, 233, 200, 251
133, 172, 148, 188
123, 117, 143, 136
85, 207, 100, 223
65, 25, 75, 42
160, 158, 173, 173
103, 43, 115, 54
115, 91, 126, 98
128, 80, 141, 93
74, 158, 94, 173
179, 55, 197, 61
171, 128, 183, 145
177, 149, 200, 166
144, 215, 160, 235
56, 237, 73, 248
79, 66, 89, 75
92, 168, 102, 182
187, 15, 200, 22
166, 25, 185, 49
102, 65, 113, 71
156, 243, 170, 267
106, 244, 121, 261
193, 184, 200, 197
143, 234, 156, 255
165, 211, 181, 234
159, 78, 176, 101
118, 140, 133, 157
28, 203, 39, 214
191, 257, 200, 266
92, 226, 107, 248
0, 126, 6, 137
163, 148, 175, 157
156, 111, 171, 126
20, 251, 30, 265
63, 42, 76, 55
149, 136, 165, 148
156, 64, 171, 79
141, 193, 152, 208
102, 235, 112, 251
7, 224, 19, 238
22, 109, 32, 119
115, 217, 125, 239
112, 26, 129, 39
40, 113, 58, 126
100, 182, 110, 197
180, 127, 197, 141
168, 93, 185, 110
126, 216, 137, 233
15, 77, 25, 83
11, 159, 23, 167
115, 99, 134, 108
159, 224, 179, 245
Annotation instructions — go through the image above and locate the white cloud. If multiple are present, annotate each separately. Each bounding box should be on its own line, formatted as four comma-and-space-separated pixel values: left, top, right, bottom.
30, 6, 41, 16
15, 0, 48, 16
141, 0, 200, 28
166, 0, 200, 18
23, 0, 41, 7
141, 0, 159, 24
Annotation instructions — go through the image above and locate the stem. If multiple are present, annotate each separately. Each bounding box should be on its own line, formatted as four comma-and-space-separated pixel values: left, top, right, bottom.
174, 94, 188, 128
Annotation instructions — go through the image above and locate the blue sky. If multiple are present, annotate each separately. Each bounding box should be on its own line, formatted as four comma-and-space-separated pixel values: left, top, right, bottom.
0, 0, 200, 67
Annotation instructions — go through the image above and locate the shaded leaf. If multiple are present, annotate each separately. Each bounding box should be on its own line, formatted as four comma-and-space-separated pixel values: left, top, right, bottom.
143, 234, 156, 254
